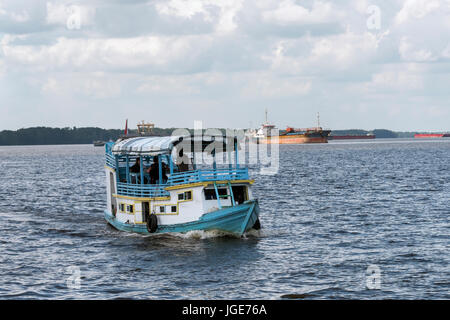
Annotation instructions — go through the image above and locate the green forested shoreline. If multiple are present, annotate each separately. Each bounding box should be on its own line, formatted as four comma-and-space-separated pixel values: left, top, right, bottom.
0, 126, 435, 146
0, 127, 176, 146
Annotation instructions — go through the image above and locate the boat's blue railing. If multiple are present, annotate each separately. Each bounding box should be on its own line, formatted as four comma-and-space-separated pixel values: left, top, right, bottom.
116, 182, 170, 198
105, 143, 116, 169
167, 168, 249, 185
106, 153, 116, 169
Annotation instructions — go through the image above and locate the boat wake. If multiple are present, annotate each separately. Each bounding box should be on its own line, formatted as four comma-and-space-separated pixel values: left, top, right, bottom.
171, 228, 264, 240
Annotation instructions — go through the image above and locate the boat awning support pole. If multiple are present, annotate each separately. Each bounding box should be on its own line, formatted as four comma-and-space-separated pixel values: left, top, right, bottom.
139, 156, 144, 194
192, 151, 197, 171
115, 156, 120, 183
227, 149, 233, 176
158, 155, 163, 185
234, 139, 239, 170
212, 149, 217, 179
125, 155, 130, 184
169, 154, 174, 175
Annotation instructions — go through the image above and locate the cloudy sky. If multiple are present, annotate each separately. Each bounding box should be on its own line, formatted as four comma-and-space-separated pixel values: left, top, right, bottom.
0, 0, 449, 131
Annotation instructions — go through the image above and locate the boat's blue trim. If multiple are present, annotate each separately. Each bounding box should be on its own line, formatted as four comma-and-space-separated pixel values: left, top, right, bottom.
104, 200, 260, 236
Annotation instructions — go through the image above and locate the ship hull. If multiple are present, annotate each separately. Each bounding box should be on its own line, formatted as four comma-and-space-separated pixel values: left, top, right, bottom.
414, 134, 450, 138
259, 135, 327, 144
104, 200, 260, 236
255, 130, 331, 144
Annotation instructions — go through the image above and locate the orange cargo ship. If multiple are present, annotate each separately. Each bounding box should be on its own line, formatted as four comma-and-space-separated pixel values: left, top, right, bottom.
414, 133, 450, 138
251, 111, 331, 144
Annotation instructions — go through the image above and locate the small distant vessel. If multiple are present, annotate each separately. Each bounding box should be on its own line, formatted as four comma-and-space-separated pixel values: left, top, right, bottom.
329, 134, 376, 140
93, 141, 106, 147
103, 122, 260, 236
251, 110, 331, 144
414, 133, 450, 138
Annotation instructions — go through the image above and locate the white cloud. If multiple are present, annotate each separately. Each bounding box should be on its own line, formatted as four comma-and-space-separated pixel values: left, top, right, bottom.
0, 2, 30, 22
261, 0, 343, 26
264, 30, 384, 77
136, 75, 200, 95
156, 0, 243, 33
2, 35, 213, 72
41, 73, 122, 98
241, 73, 312, 98
370, 69, 423, 91
398, 37, 436, 62
395, 0, 441, 25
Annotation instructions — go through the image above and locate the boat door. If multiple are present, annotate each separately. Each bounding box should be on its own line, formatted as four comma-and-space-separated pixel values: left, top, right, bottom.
142, 202, 150, 223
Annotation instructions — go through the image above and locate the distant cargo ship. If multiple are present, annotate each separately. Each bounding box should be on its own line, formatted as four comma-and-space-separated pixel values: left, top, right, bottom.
93, 140, 106, 147
329, 134, 376, 140
250, 111, 331, 144
414, 133, 450, 138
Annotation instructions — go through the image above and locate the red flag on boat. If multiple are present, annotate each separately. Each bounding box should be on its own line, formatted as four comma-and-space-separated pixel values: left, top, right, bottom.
124, 119, 128, 136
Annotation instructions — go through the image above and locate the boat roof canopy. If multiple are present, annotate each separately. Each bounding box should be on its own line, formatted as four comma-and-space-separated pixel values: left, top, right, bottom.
111, 135, 238, 156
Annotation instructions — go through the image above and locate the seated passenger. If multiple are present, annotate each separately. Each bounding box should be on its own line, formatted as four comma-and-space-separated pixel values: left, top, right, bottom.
147, 156, 168, 184
175, 153, 192, 172
130, 158, 141, 173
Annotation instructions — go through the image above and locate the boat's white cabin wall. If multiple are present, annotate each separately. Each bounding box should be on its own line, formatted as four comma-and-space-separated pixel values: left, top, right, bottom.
110, 186, 207, 226
247, 185, 254, 201
163, 187, 205, 224
105, 168, 118, 215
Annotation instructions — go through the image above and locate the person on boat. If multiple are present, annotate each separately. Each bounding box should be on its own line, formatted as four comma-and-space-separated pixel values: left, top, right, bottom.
175, 150, 192, 172
130, 157, 141, 173
147, 156, 168, 184
129, 158, 144, 183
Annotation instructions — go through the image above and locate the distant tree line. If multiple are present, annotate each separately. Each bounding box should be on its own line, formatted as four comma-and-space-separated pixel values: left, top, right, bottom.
0, 127, 123, 145
0, 126, 196, 146
0, 126, 432, 146
330, 129, 401, 138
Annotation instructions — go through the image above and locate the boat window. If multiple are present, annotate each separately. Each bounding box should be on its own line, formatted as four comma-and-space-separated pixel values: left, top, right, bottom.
178, 191, 193, 201
232, 186, 247, 204
119, 203, 125, 212
204, 189, 216, 200
171, 206, 177, 213
204, 188, 228, 200
127, 205, 134, 213
160, 206, 165, 213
